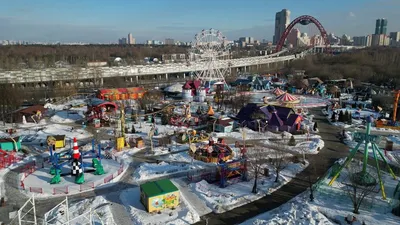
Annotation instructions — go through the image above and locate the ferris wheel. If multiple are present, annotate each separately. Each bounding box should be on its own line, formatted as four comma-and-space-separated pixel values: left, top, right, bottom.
189, 28, 231, 83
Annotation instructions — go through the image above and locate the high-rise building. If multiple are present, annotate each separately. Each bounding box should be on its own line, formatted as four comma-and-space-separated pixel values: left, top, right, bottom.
118, 38, 127, 45
375, 19, 388, 35
371, 34, 390, 46
127, 33, 135, 45
273, 9, 290, 45
353, 36, 371, 46
165, 38, 175, 45
390, 32, 400, 46
287, 28, 300, 47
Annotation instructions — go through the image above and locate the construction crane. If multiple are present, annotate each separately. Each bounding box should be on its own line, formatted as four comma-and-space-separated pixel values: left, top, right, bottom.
376, 90, 400, 129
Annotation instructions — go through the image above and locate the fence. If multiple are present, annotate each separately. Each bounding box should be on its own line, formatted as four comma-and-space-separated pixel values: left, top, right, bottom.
20, 161, 37, 191
0, 153, 21, 169
80, 182, 95, 192
29, 187, 43, 194
53, 186, 69, 195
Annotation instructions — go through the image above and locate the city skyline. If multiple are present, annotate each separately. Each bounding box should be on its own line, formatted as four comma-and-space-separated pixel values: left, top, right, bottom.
0, 0, 399, 43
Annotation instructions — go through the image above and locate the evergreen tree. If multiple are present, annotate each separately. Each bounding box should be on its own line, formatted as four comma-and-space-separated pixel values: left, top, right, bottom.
348, 112, 353, 124
288, 136, 296, 146
344, 110, 349, 123
338, 110, 345, 122
131, 124, 136, 133
331, 112, 336, 122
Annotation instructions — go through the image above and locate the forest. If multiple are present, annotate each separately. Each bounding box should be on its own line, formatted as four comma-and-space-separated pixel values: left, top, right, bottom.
288, 47, 400, 88
0, 45, 188, 69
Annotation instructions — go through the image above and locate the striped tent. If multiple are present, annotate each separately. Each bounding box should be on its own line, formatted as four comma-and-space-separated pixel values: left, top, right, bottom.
276, 92, 298, 102
273, 88, 285, 96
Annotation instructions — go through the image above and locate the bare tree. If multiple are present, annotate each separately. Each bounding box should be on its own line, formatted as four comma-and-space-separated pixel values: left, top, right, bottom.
139, 90, 164, 112
0, 83, 24, 125
270, 139, 290, 183
248, 147, 266, 194
344, 165, 378, 214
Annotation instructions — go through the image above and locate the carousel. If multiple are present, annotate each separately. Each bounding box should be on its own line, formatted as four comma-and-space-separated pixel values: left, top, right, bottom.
189, 137, 234, 163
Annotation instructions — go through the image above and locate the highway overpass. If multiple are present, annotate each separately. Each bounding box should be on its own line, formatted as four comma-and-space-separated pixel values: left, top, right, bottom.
0, 49, 306, 88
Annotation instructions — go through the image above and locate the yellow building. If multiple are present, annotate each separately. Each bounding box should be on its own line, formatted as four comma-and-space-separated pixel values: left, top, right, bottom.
140, 179, 180, 213
47, 135, 66, 149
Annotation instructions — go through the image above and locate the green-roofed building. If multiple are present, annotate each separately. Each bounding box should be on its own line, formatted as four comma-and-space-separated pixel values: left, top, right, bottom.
140, 179, 180, 213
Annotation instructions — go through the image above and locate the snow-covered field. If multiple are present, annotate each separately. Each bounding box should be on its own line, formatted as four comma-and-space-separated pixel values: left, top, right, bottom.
242, 160, 400, 225
189, 162, 308, 213
120, 187, 200, 225
44, 195, 114, 225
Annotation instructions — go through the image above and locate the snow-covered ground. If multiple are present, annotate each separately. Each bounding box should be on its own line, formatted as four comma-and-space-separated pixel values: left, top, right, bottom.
189, 161, 308, 213
44, 195, 114, 225
50, 110, 85, 124
242, 160, 400, 225
241, 195, 334, 225
216, 128, 324, 155
20, 123, 92, 146
120, 187, 200, 225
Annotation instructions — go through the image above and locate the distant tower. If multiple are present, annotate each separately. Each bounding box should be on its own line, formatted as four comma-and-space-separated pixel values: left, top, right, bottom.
380, 18, 387, 35
375, 19, 381, 35
128, 33, 136, 45
274, 9, 291, 45
375, 18, 388, 35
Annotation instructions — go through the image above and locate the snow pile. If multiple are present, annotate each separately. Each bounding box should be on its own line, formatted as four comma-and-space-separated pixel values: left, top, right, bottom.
120, 187, 200, 225
242, 197, 333, 225
164, 83, 183, 93
50, 111, 85, 124
44, 196, 114, 224
189, 162, 308, 213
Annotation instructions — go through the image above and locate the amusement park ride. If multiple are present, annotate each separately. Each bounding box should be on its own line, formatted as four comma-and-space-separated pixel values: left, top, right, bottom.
375, 90, 400, 130
49, 138, 105, 185
329, 116, 396, 199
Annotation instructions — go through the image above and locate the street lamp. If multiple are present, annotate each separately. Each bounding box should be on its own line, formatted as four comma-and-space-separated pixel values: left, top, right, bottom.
96, 130, 100, 144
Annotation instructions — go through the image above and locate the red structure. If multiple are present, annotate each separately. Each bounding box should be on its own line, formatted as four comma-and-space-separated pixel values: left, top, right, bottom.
275, 15, 331, 53
0, 149, 18, 169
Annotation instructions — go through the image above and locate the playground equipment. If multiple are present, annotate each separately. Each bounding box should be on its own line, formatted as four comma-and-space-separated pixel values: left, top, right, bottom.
329, 116, 396, 199
49, 137, 105, 185
31, 110, 42, 124
217, 158, 248, 188
189, 138, 234, 163
169, 103, 206, 127
177, 130, 210, 144
376, 90, 400, 130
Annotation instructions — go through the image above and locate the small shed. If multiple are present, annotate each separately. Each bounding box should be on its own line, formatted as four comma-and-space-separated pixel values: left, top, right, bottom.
140, 179, 180, 213
0, 137, 22, 151
47, 135, 66, 149
214, 118, 234, 133
12, 105, 46, 123
130, 137, 145, 148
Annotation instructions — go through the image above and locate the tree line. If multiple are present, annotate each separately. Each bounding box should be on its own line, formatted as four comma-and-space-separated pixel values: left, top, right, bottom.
288, 47, 400, 88
0, 45, 189, 70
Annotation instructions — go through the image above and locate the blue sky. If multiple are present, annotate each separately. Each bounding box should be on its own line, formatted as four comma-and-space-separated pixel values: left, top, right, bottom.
0, 0, 399, 43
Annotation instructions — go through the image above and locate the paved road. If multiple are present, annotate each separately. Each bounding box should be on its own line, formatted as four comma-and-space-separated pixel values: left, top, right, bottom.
194, 108, 350, 225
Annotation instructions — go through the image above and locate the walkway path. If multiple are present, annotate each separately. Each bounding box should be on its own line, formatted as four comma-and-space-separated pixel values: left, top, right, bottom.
194, 108, 350, 225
